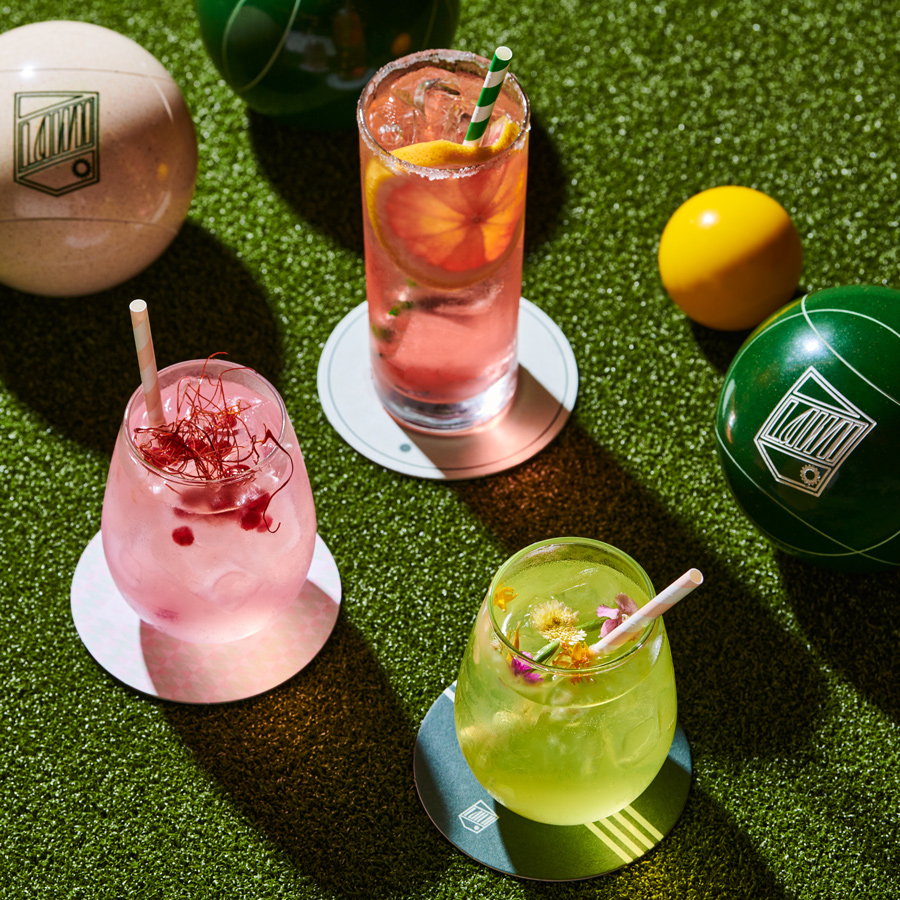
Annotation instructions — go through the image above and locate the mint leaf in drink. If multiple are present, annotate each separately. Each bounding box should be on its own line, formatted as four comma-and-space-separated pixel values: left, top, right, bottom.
388, 300, 413, 316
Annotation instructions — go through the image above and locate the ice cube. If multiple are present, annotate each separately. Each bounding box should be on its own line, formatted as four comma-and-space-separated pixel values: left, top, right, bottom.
380, 68, 470, 144
616, 714, 660, 766
368, 97, 421, 149
549, 578, 594, 609
211, 567, 262, 611
415, 78, 467, 141
420, 284, 500, 320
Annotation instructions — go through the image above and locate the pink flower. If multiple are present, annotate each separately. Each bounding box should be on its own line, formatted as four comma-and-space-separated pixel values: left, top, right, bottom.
510, 651, 543, 683
596, 593, 639, 638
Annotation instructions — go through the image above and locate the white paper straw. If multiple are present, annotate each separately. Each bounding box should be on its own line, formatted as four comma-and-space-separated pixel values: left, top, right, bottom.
129, 299, 166, 427
589, 568, 704, 653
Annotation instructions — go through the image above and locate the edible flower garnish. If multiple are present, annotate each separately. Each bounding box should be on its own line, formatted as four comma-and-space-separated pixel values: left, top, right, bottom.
510, 650, 543, 683
497, 591, 644, 685
530, 599, 584, 644
596, 593, 639, 638
551, 641, 595, 681
494, 585, 515, 611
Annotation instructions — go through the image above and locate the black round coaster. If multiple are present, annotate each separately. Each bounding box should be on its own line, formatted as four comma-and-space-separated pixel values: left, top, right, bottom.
413, 683, 692, 881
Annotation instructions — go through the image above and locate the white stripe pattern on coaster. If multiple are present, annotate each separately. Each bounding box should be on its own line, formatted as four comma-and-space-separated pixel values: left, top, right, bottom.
584, 805, 662, 863
584, 822, 634, 864
616, 805, 663, 842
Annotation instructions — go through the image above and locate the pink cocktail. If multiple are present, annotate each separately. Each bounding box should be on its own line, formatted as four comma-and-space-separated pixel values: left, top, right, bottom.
358, 49, 530, 432
101, 358, 317, 644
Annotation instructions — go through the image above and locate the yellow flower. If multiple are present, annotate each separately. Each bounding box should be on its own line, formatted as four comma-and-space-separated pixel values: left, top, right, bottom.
570, 641, 594, 668
493, 585, 516, 611
552, 640, 595, 681
530, 599, 584, 643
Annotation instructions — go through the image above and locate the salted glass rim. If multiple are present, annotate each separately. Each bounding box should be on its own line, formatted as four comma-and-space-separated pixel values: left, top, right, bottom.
357, 47, 531, 180
487, 536, 658, 674
122, 358, 287, 486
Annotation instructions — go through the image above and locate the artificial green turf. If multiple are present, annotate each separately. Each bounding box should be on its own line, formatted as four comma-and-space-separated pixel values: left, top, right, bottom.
1, 0, 899, 898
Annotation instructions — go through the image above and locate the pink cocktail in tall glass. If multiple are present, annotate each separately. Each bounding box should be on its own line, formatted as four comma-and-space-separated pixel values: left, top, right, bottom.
101, 358, 317, 644
358, 49, 530, 432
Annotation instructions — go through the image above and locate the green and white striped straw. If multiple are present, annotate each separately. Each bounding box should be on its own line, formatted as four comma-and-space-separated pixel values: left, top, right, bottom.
463, 46, 513, 147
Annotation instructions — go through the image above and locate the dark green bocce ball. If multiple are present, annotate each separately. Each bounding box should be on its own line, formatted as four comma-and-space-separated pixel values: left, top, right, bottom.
715, 284, 900, 571
196, 0, 461, 129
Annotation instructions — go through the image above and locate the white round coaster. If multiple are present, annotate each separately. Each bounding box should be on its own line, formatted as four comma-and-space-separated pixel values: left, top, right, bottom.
71, 532, 341, 703
317, 299, 579, 480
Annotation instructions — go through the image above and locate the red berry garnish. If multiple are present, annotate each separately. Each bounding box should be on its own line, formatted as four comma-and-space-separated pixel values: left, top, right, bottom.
256, 514, 274, 533
172, 526, 194, 546
240, 493, 269, 531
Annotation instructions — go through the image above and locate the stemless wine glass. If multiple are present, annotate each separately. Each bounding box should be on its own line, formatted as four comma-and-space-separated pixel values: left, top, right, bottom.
101, 358, 317, 644
454, 537, 677, 826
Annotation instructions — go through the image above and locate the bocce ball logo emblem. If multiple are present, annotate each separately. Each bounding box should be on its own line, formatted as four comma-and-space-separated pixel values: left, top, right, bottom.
753, 366, 876, 497
13, 91, 100, 195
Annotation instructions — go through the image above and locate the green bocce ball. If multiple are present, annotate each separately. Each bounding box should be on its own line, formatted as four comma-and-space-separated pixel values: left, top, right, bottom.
715, 284, 900, 570
196, 0, 461, 129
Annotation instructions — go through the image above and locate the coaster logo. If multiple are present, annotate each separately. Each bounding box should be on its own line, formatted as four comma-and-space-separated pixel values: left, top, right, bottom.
458, 800, 498, 834
754, 366, 875, 496
14, 91, 100, 195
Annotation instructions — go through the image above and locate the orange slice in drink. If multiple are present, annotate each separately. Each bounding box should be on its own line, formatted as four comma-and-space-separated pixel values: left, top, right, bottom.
364, 120, 526, 290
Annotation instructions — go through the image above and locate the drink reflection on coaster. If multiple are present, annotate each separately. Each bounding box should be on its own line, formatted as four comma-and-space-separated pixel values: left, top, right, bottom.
357, 47, 530, 434
100, 302, 317, 644
454, 538, 702, 826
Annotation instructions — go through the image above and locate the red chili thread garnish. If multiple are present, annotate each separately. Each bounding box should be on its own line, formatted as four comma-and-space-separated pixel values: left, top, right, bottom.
134, 356, 293, 534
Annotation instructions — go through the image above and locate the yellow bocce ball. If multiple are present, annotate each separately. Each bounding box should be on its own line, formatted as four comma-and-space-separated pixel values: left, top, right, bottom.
658, 185, 803, 331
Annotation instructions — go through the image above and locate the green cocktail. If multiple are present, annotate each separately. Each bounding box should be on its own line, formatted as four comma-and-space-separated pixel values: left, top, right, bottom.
454, 538, 677, 826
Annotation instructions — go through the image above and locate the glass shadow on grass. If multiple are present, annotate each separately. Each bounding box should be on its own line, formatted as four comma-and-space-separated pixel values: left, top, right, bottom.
163, 617, 449, 899
511, 785, 794, 899
777, 553, 900, 723
448, 421, 827, 764
247, 111, 565, 258
0, 222, 280, 453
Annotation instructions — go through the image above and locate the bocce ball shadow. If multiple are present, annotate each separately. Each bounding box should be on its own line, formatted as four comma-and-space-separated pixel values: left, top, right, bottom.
448, 421, 830, 766
247, 112, 565, 258
0, 222, 279, 452
248, 112, 364, 252
161, 616, 450, 897
686, 286, 807, 376
777, 554, 900, 723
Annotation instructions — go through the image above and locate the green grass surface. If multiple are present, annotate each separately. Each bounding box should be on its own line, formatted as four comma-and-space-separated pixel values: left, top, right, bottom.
1, 0, 899, 897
